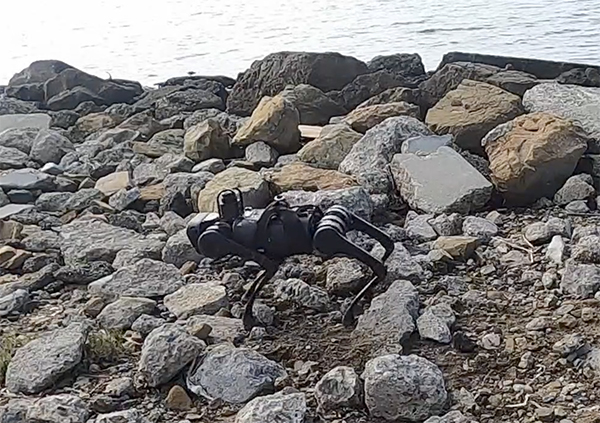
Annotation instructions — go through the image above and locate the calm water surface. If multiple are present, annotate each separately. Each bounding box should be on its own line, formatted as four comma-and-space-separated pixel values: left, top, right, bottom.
2, 0, 600, 86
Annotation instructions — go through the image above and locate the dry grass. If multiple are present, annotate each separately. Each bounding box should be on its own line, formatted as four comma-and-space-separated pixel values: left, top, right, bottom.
0, 333, 27, 386
86, 329, 134, 363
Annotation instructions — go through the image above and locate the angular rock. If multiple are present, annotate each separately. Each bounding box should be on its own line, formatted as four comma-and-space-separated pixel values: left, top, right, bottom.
572, 235, 600, 264
192, 158, 226, 174
187, 343, 287, 403
109, 188, 141, 211
227, 51, 368, 116
372, 242, 424, 282
280, 84, 346, 125
483, 112, 588, 204
232, 94, 300, 154
339, 116, 432, 194
245, 141, 278, 167
434, 236, 479, 260
89, 258, 183, 298
344, 102, 420, 133
391, 146, 492, 214
362, 354, 447, 421
131, 314, 166, 337
0, 399, 33, 423
162, 229, 203, 268
164, 283, 228, 319
424, 411, 473, 423
0, 289, 29, 317
63, 188, 104, 211
95, 409, 149, 423
0, 127, 39, 155
97, 297, 157, 330
35, 191, 73, 212
353, 280, 419, 352
147, 129, 184, 155
133, 163, 169, 186
71, 112, 120, 142
358, 86, 420, 109
523, 217, 572, 245
554, 174, 596, 206
264, 162, 357, 194
54, 261, 114, 285
429, 213, 463, 237
333, 70, 413, 111
184, 118, 232, 162
417, 303, 456, 344
155, 153, 194, 173
26, 394, 90, 423
462, 216, 498, 241
0, 114, 50, 133
279, 186, 373, 221
119, 111, 165, 140
297, 123, 362, 170
197, 167, 270, 212
426, 80, 524, 154
400, 134, 453, 155
315, 366, 362, 412
235, 392, 306, 423
30, 129, 75, 164
560, 261, 600, 298
5, 322, 89, 394
138, 324, 205, 388
154, 88, 224, 121
404, 211, 438, 242
186, 315, 245, 343
274, 278, 329, 311
59, 218, 164, 265
0, 246, 32, 270
523, 83, 600, 151
0, 146, 29, 170
485, 69, 540, 96
566, 199, 591, 213
325, 257, 366, 295
0, 169, 55, 191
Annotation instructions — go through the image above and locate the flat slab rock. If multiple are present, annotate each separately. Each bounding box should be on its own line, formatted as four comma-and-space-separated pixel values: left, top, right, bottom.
89, 258, 184, 298
164, 283, 228, 319
0, 113, 51, 132
5, 322, 89, 394
187, 343, 287, 404
391, 146, 492, 214
59, 218, 164, 265
185, 315, 245, 343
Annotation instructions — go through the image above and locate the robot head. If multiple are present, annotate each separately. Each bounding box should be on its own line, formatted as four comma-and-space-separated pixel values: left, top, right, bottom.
186, 212, 220, 252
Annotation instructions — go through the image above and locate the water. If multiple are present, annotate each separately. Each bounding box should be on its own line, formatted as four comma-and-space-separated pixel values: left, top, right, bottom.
2, 0, 600, 86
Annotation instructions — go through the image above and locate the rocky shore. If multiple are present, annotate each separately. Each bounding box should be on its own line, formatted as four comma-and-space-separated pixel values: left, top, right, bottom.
1, 51, 600, 423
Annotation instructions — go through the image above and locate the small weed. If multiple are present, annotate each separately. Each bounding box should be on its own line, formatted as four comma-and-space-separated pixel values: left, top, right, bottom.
86, 329, 133, 363
0, 333, 28, 386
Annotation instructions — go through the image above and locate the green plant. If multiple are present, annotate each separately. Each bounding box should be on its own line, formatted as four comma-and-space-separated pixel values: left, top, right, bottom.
86, 329, 133, 363
0, 333, 25, 386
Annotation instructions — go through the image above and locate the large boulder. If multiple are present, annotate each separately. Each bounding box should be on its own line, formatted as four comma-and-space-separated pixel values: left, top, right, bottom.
187, 344, 287, 403
368, 53, 427, 82
5, 322, 89, 394
343, 102, 420, 133
263, 162, 358, 194
426, 80, 524, 154
339, 116, 432, 194
361, 354, 447, 421
358, 86, 421, 109
154, 88, 225, 120
227, 52, 368, 116
0, 127, 41, 154
297, 123, 362, 169
232, 94, 300, 154
184, 118, 232, 162
197, 167, 271, 212
7, 60, 73, 102
314, 366, 363, 412
235, 392, 306, 423
391, 146, 493, 214
30, 129, 75, 164
482, 112, 588, 204
279, 187, 374, 221
523, 83, 600, 152
280, 84, 346, 125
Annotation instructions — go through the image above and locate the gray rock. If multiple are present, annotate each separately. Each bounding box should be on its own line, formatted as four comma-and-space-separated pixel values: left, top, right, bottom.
245, 141, 278, 167
187, 343, 287, 404
325, 258, 366, 295
96, 409, 150, 423
5, 322, 89, 394
27, 394, 90, 423
63, 188, 104, 211
0, 113, 50, 132
554, 174, 596, 205
524, 217, 572, 245
161, 171, 214, 216
22, 230, 61, 251
0, 264, 58, 298
147, 129, 184, 154
560, 261, 600, 298
353, 280, 419, 352
279, 187, 374, 221
154, 88, 224, 121
0, 169, 55, 191
372, 242, 425, 282
462, 216, 498, 241
361, 354, 447, 421
417, 303, 456, 344
0, 146, 29, 170
553, 333, 586, 357
0, 96, 38, 115
281, 83, 346, 125
391, 146, 492, 214
566, 200, 591, 213
401, 134, 453, 155
162, 229, 203, 268
0, 128, 37, 155
0, 289, 29, 317
97, 297, 157, 330
54, 262, 114, 284
89, 258, 183, 298
108, 188, 141, 212
59, 218, 164, 265
133, 163, 169, 186
192, 158, 226, 174
30, 129, 75, 164
159, 211, 186, 236
164, 283, 228, 319
35, 191, 73, 212
0, 399, 32, 423
235, 392, 306, 423
155, 153, 195, 173
424, 411, 474, 423
274, 278, 329, 311
404, 211, 438, 242
113, 249, 154, 269
104, 377, 135, 397
429, 213, 463, 236
138, 324, 205, 387
339, 116, 432, 194
572, 235, 600, 264
0, 188, 8, 207
131, 314, 166, 337
523, 83, 600, 151
315, 366, 363, 412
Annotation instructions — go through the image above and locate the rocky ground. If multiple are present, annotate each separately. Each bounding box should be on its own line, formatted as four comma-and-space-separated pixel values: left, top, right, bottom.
1, 51, 600, 423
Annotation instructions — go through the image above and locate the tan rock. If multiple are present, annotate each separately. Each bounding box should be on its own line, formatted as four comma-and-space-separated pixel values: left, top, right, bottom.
483, 112, 588, 204
95, 172, 131, 196
0, 220, 23, 240
232, 94, 301, 154
264, 162, 358, 194
434, 236, 479, 260
166, 385, 193, 411
74, 112, 119, 139
299, 125, 323, 139
164, 283, 229, 319
358, 86, 420, 108
297, 124, 362, 170
343, 102, 420, 133
184, 118, 232, 162
132, 142, 171, 158
197, 167, 271, 212
139, 184, 166, 201
0, 246, 32, 270
426, 79, 524, 153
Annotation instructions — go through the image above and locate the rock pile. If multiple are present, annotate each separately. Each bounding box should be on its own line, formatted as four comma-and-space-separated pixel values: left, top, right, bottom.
2, 51, 600, 423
